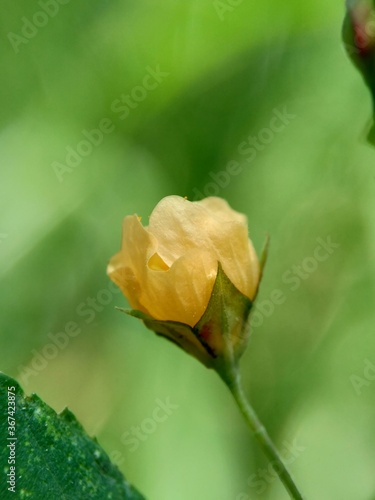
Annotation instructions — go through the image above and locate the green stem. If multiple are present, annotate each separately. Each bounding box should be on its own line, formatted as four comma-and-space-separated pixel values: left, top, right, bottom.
225, 372, 304, 500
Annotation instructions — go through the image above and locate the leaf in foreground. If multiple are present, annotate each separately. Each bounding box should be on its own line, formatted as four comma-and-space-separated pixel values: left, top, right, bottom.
0, 373, 145, 500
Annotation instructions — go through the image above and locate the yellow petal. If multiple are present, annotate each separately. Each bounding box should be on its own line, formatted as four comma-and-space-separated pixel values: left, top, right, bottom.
148, 252, 170, 271
197, 196, 247, 224
107, 215, 157, 316
142, 248, 218, 327
147, 195, 259, 300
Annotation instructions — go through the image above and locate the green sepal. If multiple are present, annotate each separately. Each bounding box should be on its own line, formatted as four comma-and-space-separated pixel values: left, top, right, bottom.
194, 262, 252, 369
254, 234, 269, 300
117, 308, 216, 368
118, 250, 272, 378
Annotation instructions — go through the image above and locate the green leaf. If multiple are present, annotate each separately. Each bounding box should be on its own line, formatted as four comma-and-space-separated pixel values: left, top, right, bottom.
0, 373, 145, 500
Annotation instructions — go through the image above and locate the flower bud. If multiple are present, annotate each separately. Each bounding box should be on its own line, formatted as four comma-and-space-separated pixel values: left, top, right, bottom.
107, 195, 265, 378
343, 0, 375, 143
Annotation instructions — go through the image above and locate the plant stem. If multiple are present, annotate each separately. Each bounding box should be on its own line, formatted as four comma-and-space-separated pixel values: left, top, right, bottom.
225, 373, 305, 500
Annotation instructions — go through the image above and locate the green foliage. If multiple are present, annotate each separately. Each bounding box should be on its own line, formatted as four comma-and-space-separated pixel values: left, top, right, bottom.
0, 373, 145, 500
1, 1, 375, 499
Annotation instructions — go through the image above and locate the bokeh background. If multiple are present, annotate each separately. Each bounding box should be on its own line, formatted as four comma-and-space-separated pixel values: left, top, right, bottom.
1, 1, 375, 499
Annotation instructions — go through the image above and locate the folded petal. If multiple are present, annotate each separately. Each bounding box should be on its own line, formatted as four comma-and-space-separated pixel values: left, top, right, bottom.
107, 215, 158, 315
141, 248, 218, 327
148, 195, 259, 300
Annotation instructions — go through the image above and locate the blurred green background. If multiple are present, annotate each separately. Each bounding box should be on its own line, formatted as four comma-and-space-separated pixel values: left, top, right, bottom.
1, 1, 375, 499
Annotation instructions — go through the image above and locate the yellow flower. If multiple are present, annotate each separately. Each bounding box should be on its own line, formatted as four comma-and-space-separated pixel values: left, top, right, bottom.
107, 195, 260, 327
